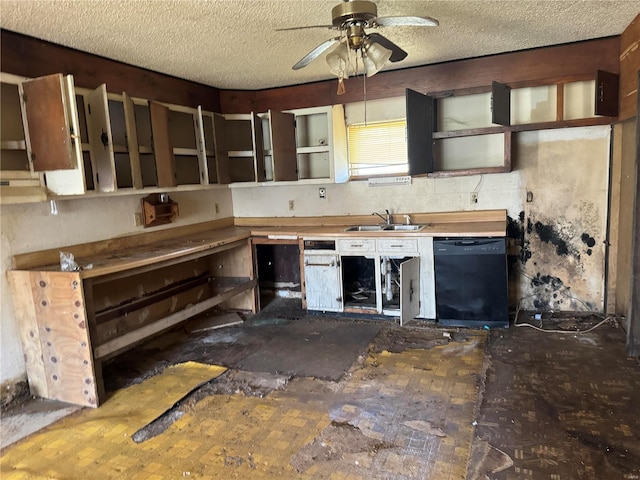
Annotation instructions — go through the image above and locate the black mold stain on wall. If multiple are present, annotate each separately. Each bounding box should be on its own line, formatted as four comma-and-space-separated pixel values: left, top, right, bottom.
581, 233, 596, 256
534, 221, 574, 258
506, 211, 532, 266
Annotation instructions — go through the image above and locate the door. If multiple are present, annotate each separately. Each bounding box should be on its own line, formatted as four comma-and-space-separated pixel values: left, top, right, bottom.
406, 88, 435, 176
252, 112, 266, 182
270, 110, 298, 181
149, 101, 176, 188
400, 257, 420, 326
19, 74, 87, 195
304, 254, 343, 312
87, 84, 117, 192
122, 92, 143, 189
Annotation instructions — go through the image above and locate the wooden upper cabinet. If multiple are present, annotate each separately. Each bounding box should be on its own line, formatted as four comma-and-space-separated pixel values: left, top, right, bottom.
19, 74, 77, 171
149, 101, 176, 188
594, 69, 619, 117
269, 110, 297, 181
491, 81, 511, 126
406, 88, 435, 176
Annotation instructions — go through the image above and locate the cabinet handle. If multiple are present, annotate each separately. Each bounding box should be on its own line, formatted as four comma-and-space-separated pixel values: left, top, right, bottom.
305, 260, 335, 267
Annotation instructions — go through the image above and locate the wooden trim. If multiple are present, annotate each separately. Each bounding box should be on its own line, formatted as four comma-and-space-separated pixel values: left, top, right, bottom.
93, 279, 256, 359
508, 116, 614, 132
12, 217, 234, 270
220, 37, 620, 113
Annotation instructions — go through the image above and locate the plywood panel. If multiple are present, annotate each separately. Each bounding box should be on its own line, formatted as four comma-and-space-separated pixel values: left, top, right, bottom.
270, 111, 297, 181
122, 92, 143, 189
8, 271, 48, 398
29, 271, 98, 407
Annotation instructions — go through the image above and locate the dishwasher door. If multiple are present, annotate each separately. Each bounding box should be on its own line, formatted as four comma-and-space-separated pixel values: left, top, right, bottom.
433, 237, 508, 328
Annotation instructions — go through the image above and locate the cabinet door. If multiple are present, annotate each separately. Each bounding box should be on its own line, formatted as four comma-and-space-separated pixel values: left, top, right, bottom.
20, 74, 87, 194
122, 92, 143, 189
87, 84, 117, 192
594, 70, 619, 117
212, 112, 230, 184
492, 81, 511, 126
20, 74, 76, 171
400, 257, 420, 326
406, 88, 434, 176
269, 110, 298, 181
196, 106, 211, 185
252, 112, 266, 182
149, 101, 176, 188
304, 254, 343, 312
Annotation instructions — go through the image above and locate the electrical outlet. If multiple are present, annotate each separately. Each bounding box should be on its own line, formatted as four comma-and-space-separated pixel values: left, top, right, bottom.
214, 203, 220, 214
288, 200, 295, 211
319, 187, 326, 199
470, 192, 478, 204
134, 212, 143, 226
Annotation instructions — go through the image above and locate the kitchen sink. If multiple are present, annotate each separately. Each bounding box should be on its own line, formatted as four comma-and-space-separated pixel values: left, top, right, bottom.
383, 224, 425, 231
343, 225, 387, 231
343, 224, 425, 232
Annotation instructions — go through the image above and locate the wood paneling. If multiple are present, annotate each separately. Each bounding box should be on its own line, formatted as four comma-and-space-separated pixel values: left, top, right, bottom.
1, 29, 220, 111
627, 70, 640, 357
619, 14, 640, 121
221, 37, 621, 113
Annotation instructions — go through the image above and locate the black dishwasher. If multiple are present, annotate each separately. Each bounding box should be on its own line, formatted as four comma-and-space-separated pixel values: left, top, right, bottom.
433, 237, 509, 328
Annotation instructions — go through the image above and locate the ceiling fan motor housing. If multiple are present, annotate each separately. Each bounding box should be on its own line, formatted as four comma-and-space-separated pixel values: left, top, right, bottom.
332, 0, 377, 28
332, 0, 377, 50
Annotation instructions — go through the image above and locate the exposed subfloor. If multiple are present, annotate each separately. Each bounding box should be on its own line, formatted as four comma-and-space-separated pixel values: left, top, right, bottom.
1, 299, 639, 479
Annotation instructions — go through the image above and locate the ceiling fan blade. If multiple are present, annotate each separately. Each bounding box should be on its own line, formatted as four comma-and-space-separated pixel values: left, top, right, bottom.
367, 33, 407, 63
373, 16, 439, 27
276, 25, 334, 32
292, 37, 340, 70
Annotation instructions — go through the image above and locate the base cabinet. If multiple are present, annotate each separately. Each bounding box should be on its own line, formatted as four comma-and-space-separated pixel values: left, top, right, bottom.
303, 253, 342, 312
303, 236, 434, 323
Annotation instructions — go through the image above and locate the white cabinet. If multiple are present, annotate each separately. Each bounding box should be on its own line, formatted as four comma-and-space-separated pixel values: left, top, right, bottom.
303, 253, 343, 312
303, 235, 435, 323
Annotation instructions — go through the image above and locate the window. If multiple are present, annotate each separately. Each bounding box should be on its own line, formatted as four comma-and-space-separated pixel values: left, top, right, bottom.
347, 119, 407, 178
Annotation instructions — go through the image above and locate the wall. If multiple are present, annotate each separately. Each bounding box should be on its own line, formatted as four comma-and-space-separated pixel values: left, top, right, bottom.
0, 189, 232, 396
233, 125, 611, 313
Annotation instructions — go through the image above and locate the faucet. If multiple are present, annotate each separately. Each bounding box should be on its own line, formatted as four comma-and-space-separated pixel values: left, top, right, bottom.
372, 209, 392, 225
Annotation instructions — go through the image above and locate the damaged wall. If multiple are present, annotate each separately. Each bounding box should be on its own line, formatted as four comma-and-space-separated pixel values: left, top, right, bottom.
508, 127, 611, 312
0, 189, 232, 398
233, 125, 612, 314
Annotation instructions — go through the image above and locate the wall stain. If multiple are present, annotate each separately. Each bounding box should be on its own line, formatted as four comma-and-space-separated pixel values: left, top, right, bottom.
534, 221, 574, 258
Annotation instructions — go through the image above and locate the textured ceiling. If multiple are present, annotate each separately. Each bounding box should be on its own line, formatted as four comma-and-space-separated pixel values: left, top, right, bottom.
1, 0, 638, 90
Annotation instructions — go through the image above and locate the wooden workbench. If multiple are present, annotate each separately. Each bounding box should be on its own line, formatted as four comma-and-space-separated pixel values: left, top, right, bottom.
10, 224, 256, 407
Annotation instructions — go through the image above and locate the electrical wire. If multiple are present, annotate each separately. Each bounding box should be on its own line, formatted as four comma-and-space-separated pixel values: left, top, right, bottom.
513, 297, 616, 334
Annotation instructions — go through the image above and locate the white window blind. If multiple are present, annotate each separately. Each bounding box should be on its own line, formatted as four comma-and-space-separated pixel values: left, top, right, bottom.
347, 120, 408, 178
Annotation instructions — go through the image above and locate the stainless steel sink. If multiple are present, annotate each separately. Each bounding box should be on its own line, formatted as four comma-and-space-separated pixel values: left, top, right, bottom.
343, 224, 425, 232
383, 224, 425, 231
343, 225, 386, 231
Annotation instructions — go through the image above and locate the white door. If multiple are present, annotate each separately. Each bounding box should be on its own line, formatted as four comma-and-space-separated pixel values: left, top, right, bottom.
304, 254, 343, 312
400, 257, 420, 326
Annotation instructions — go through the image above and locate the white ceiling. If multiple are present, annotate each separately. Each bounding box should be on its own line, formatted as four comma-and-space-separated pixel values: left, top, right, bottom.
1, 1, 638, 90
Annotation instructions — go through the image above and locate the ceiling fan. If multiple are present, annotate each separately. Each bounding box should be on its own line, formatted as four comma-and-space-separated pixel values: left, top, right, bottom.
281, 0, 439, 78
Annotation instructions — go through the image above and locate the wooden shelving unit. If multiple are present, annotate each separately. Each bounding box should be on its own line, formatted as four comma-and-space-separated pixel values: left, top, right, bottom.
141, 193, 179, 228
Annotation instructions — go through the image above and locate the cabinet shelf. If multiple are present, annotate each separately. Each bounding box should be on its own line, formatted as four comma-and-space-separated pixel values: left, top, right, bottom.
1, 140, 26, 150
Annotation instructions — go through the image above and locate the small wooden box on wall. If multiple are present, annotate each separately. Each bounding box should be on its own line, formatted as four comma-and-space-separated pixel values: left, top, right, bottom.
141, 193, 179, 228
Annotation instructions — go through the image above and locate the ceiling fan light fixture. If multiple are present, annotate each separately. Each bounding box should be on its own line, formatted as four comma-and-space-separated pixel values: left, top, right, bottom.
363, 41, 392, 77
326, 41, 351, 78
